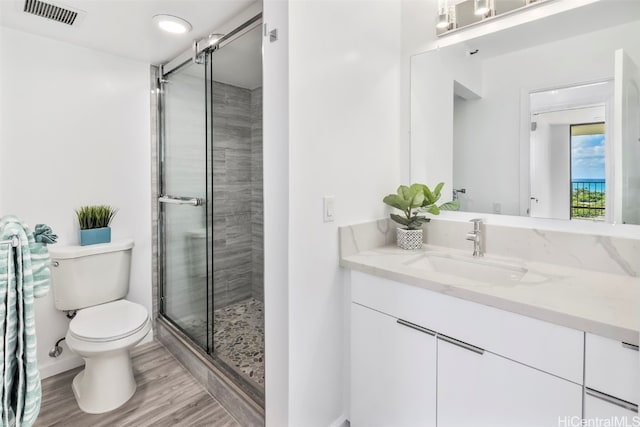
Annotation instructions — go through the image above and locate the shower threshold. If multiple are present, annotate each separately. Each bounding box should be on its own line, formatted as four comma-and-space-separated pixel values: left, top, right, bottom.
156, 315, 265, 419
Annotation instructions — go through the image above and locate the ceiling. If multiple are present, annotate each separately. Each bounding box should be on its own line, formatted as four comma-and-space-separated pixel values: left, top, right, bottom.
530, 80, 614, 115
0, 0, 255, 65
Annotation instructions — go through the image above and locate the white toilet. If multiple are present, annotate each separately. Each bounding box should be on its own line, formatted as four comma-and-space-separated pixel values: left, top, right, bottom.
49, 239, 151, 414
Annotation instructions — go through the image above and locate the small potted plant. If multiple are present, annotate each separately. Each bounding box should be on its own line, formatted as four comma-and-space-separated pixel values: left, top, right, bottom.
76, 205, 118, 246
383, 183, 458, 250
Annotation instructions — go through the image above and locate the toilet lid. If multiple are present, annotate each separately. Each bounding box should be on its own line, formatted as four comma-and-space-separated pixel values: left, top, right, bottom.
69, 300, 149, 342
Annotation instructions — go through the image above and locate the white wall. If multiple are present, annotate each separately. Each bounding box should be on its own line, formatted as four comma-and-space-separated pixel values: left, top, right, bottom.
284, 1, 403, 425
0, 27, 152, 377
263, 0, 289, 425
615, 49, 640, 225
401, 0, 439, 186
412, 44, 482, 192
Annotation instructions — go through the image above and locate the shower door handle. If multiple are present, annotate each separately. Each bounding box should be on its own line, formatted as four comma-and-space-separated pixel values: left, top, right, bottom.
158, 195, 204, 206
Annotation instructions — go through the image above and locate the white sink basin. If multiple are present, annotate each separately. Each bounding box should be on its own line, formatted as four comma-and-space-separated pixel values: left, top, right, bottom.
407, 252, 549, 286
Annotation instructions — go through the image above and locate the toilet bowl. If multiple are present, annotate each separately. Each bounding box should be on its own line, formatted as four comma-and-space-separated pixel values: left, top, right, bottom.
49, 239, 151, 414
65, 299, 151, 414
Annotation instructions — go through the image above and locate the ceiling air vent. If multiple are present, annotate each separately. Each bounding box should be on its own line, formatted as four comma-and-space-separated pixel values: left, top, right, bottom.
23, 0, 84, 26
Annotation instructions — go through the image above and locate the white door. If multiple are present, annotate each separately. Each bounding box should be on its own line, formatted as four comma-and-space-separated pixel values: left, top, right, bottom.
613, 49, 640, 224
437, 336, 582, 427
350, 303, 437, 427
529, 114, 573, 220
529, 115, 554, 218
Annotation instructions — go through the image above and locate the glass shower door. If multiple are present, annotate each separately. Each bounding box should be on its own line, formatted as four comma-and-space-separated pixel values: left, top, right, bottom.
206, 23, 265, 395
159, 18, 264, 402
159, 59, 210, 350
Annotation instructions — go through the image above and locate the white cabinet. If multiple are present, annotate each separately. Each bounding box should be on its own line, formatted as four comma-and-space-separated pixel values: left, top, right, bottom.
349, 271, 588, 427
351, 270, 584, 383
585, 333, 639, 405
351, 303, 437, 427
584, 333, 639, 421
585, 393, 638, 421
437, 336, 582, 427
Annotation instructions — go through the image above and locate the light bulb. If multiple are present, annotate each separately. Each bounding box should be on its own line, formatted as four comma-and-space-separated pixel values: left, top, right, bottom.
153, 15, 192, 34
474, 0, 491, 16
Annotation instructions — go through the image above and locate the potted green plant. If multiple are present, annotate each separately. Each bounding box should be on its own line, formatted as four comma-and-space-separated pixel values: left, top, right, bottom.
383, 183, 459, 250
76, 205, 118, 246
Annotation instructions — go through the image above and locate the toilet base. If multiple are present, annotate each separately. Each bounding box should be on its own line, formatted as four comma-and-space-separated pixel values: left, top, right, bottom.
72, 349, 137, 414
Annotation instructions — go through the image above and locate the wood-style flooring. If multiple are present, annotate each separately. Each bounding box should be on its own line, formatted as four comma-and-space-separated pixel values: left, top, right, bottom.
35, 341, 240, 427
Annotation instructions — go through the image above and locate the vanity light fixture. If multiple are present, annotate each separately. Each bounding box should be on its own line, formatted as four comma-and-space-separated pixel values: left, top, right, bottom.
474, 0, 492, 16
153, 14, 192, 34
436, 0, 451, 29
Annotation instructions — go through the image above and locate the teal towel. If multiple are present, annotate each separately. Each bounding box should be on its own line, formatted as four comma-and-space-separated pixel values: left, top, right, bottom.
33, 225, 57, 245
0, 215, 52, 427
31, 225, 56, 299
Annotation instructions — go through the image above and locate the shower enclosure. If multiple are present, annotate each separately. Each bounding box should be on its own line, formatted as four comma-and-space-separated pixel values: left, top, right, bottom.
157, 15, 264, 404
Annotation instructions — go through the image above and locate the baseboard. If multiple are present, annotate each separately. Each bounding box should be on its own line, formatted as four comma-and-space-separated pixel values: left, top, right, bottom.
39, 354, 83, 379
39, 327, 154, 380
329, 415, 349, 427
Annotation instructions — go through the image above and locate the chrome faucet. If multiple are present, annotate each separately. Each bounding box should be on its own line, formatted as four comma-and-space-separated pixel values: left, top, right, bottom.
453, 188, 466, 201
466, 218, 483, 257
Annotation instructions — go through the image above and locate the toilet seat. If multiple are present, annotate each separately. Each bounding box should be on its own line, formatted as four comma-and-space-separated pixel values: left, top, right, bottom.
69, 300, 149, 343
64, 299, 151, 414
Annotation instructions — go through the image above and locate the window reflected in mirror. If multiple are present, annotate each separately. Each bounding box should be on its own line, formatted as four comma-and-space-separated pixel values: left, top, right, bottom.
529, 82, 611, 222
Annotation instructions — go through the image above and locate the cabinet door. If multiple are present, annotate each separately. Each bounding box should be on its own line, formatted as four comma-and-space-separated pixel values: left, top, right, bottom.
585, 391, 638, 422
585, 333, 639, 405
437, 336, 582, 427
351, 303, 436, 427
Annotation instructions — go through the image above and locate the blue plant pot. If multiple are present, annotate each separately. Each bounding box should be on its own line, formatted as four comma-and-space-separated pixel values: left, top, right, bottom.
80, 227, 111, 246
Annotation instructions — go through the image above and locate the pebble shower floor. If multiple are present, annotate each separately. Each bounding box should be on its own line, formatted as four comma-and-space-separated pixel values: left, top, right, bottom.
185, 298, 265, 389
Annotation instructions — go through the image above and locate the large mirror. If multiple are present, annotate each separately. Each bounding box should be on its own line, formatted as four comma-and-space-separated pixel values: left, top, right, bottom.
411, 1, 640, 225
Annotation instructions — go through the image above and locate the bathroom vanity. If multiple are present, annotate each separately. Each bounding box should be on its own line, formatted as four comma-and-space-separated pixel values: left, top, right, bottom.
340, 220, 639, 427
345, 2, 640, 425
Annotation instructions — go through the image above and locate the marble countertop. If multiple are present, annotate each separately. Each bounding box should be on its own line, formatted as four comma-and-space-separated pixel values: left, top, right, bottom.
341, 244, 639, 345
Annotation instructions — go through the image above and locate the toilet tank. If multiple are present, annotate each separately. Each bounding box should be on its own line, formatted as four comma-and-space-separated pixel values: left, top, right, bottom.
49, 239, 134, 311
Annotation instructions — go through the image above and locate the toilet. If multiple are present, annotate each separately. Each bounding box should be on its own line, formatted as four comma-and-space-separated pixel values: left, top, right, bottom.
49, 239, 151, 414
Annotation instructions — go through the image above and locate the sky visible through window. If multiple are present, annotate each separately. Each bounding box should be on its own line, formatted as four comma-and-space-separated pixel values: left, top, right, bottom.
571, 134, 605, 180
570, 129, 606, 220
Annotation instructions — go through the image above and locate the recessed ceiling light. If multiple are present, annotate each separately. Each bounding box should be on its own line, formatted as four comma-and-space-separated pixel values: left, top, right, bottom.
153, 14, 192, 34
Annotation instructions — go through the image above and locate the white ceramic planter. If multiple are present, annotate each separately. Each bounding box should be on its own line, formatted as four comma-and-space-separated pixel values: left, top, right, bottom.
396, 228, 423, 250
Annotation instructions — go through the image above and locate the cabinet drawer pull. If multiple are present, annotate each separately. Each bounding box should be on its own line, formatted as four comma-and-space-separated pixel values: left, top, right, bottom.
622, 342, 639, 351
586, 388, 638, 413
438, 334, 484, 355
396, 319, 436, 336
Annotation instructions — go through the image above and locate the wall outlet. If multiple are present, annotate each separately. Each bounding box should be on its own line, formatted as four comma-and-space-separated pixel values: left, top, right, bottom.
323, 196, 335, 222
492, 202, 502, 214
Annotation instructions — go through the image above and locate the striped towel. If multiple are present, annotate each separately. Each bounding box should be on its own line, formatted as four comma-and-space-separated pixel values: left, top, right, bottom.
0, 215, 53, 427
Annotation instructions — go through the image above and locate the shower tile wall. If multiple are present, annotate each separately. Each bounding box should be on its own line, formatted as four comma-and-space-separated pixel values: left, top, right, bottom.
163, 68, 208, 328
162, 71, 263, 325
212, 81, 263, 310
250, 87, 263, 303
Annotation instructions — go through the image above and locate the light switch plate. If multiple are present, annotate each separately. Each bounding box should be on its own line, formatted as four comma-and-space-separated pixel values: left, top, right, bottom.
323, 196, 335, 222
